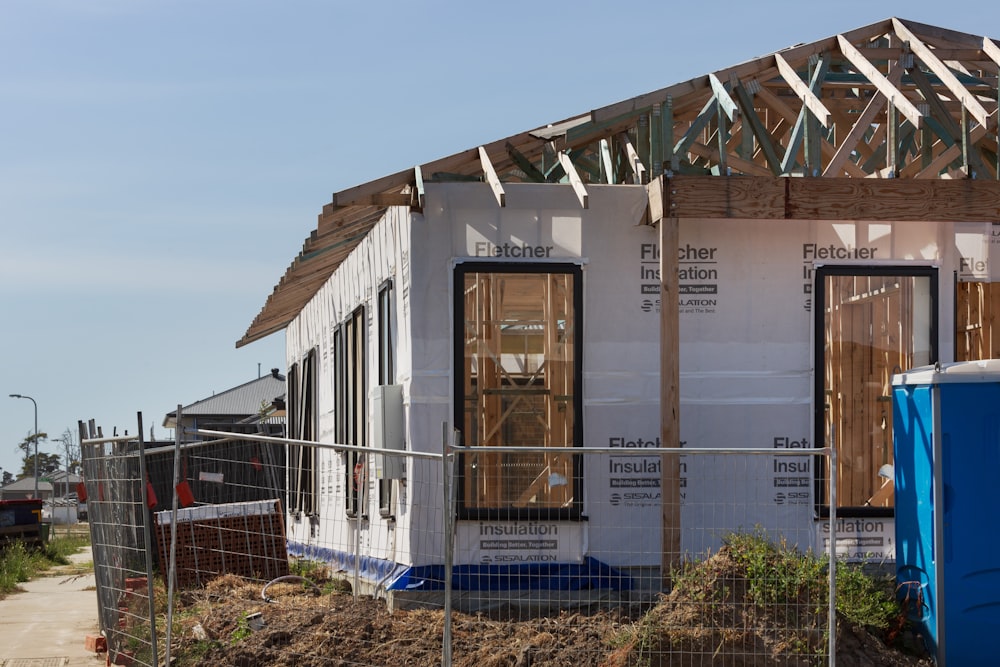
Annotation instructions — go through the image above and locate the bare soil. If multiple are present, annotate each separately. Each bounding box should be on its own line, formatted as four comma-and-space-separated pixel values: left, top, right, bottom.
166, 562, 931, 667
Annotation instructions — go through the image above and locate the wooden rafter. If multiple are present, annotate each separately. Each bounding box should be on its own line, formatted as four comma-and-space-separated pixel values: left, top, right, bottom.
837, 34, 926, 129
893, 18, 992, 128
774, 52, 833, 128
557, 152, 589, 209
240, 17, 1000, 348
479, 146, 506, 207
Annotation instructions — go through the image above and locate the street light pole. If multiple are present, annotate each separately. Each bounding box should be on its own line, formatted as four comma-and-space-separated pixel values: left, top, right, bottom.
9, 393, 39, 499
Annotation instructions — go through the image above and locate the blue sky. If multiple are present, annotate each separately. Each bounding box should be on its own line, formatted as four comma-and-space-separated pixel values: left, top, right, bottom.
2, 1, 997, 481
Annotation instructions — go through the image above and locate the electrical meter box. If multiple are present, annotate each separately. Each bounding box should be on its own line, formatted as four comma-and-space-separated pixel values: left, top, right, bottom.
372, 384, 405, 479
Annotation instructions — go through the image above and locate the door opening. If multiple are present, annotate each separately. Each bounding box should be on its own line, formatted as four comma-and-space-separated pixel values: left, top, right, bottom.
814, 266, 937, 516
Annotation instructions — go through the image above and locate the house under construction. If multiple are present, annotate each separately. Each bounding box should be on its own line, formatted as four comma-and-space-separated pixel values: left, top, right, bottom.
237, 17, 1000, 591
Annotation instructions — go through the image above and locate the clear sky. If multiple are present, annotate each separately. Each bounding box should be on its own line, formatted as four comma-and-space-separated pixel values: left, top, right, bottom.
2, 1, 998, 482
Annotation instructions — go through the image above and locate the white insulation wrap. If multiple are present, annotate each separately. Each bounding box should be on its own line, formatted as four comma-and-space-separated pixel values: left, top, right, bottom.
284, 179, 995, 573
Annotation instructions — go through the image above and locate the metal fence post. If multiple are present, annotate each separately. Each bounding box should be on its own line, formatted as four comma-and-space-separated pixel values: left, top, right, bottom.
136, 414, 160, 667
828, 443, 838, 666
442, 423, 454, 667
164, 406, 183, 667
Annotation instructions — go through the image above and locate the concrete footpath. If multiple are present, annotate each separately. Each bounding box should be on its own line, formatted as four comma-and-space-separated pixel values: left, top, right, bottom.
0, 546, 104, 667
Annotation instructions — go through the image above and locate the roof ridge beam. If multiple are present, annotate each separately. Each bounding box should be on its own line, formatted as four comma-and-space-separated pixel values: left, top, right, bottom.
774, 52, 833, 128
838, 34, 925, 129
892, 18, 992, 129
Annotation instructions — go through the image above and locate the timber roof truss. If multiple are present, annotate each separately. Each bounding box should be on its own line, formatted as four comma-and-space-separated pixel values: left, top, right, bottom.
239, 17, 1000, 347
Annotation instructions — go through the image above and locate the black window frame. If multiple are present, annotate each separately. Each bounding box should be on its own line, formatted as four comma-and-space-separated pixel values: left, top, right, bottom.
813, 264, 938, 518
453, 261, 584, 522
376, 279, 397, 518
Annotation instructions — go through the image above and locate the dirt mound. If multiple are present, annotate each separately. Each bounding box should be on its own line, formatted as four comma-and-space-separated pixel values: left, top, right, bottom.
604, 548, 929, 667
171, 558, 929, 666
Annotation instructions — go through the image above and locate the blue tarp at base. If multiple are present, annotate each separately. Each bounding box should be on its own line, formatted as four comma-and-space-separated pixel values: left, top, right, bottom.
391, 558, 634, 592
286, 541, 633, 592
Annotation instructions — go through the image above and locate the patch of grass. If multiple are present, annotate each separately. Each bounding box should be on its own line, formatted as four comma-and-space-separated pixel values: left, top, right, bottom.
835, 561, 899, 632
175, 640, 222, 666
289, 557, 326, 579
1, 534, 91, 596
230, 613, 253, 644
0, 541, 44, 595
45, 534, 91, 563
725, 529, 826, 608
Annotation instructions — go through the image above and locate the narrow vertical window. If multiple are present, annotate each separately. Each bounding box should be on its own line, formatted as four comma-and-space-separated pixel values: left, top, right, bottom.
288, 349, 318, 515
377, 280, 397, 517
455, 264, 582, 520
337, 307, 367, 517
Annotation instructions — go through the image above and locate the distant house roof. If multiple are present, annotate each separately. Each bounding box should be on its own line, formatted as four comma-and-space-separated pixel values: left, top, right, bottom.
45, 470, 82, 485
163, 368, 286, 429
1, 477, 54, 493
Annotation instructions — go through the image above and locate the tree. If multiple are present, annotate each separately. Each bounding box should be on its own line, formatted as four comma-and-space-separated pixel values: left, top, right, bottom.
1, 469, 12, 485
16, 430, 49, 478
37, 453, 63, 477
52, 428, 81, 476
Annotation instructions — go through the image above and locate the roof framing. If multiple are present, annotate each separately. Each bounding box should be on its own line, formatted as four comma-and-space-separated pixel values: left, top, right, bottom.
239, 17, 1000, 347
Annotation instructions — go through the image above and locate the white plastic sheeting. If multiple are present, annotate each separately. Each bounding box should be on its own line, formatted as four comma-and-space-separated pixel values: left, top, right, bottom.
286, 180, 993, 570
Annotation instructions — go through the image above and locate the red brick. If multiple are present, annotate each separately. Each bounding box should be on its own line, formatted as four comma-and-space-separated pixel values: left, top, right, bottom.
85, 634, 107, 652
124, 577, 147, 591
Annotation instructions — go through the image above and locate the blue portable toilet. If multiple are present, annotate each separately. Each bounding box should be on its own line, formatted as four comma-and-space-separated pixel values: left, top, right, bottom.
892, 360, 1000, 665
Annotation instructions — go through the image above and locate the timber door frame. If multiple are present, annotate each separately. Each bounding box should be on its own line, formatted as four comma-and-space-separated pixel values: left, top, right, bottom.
813, 265, 938, 518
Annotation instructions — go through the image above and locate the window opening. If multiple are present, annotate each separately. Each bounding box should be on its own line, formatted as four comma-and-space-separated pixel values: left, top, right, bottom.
377, 280, 397, 517
288, 349, 318, 515
336, 307, 367, 517
455, 264, 582, 520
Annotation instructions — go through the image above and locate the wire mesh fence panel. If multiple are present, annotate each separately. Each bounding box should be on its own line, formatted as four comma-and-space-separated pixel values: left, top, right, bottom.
80, 425, 159, 667
149, 431, 836, 666
158, 431, 452, 667
448, 446, 835, 666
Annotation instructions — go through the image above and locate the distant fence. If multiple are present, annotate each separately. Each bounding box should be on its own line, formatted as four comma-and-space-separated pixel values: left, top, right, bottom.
81, 416, 838, 666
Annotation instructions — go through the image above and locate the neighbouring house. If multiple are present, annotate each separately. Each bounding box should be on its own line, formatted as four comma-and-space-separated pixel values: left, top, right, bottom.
46, 470, 81, 499
236, 17, 1000, 594
145, 370, 288, 513
163, 367, 287, 435
0, 477, 54, 501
